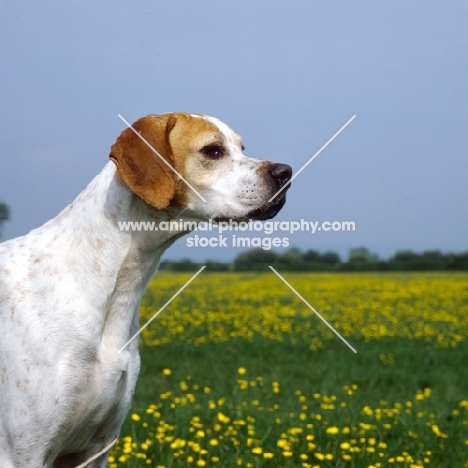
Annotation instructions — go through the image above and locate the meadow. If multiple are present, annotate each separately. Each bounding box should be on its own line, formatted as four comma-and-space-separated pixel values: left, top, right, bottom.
108, 272, 468, 468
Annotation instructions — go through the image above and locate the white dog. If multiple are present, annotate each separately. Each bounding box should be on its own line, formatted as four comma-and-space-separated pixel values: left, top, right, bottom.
0, 113, 292, 467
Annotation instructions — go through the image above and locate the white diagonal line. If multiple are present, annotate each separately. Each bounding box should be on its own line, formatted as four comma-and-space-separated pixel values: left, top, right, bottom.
73, 438, 117, 468
118, 114, 207, 203
176, 206, 190, 220
269, 266, 357, 353
268, 114, 356, 202
118, 266, 206, 353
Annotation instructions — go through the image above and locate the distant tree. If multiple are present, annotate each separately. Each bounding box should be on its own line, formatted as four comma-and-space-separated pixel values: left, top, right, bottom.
0, 202, 10, 239
348, 247, 378, 263
205, 260, 230, 272
299, 249, 340, 271
302, 249, 321, 262
421, 250, 443, 261
418, 250, 445, 270
389, 250, 421, 270
278, 248, 302, 266
160, 258, 201, 272
233, 248, 278, 270
320, 251, 341, 265
448, 252, 468, 270
391, 250, 419, 263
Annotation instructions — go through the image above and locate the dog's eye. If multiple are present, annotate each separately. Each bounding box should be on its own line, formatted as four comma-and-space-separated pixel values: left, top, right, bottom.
201, 145, 225, 159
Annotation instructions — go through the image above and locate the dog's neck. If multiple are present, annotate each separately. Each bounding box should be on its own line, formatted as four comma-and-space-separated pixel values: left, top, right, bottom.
47, 162, 197, 358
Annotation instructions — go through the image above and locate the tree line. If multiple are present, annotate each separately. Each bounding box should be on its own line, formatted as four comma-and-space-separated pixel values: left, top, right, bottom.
0, 202, 9, 239
160, 247, 468, 272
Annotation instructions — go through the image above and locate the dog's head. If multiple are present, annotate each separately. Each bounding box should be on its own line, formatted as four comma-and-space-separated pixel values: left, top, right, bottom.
110, 113, 292, 222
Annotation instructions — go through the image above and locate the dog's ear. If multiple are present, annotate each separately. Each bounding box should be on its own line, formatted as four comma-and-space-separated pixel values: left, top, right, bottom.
110, 114, 178, 209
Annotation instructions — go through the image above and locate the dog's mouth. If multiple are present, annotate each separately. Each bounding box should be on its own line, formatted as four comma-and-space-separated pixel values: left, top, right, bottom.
245, 191, 287, 220
213, 185, 290, 223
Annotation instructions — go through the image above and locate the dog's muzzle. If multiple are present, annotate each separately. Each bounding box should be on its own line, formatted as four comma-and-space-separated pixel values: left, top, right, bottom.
246, 162, 293, 220
214, 162, 293, 223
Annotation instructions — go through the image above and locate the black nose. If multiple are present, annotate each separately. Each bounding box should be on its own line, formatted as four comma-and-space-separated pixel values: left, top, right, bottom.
268, 163, 292, 182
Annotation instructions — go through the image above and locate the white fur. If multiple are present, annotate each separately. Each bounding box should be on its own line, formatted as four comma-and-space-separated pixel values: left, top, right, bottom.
0, 114, 290, 467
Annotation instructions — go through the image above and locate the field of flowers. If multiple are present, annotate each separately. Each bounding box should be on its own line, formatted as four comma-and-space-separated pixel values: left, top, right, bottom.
108, 272, 468, 467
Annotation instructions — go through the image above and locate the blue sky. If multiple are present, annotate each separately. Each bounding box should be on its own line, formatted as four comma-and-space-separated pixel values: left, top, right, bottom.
1, 1, 467, 261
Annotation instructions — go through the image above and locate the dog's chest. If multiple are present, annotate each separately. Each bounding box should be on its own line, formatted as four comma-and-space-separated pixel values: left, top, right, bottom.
56, 348, 140, 452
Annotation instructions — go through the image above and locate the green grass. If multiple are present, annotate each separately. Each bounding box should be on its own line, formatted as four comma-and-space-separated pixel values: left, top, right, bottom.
113, 337, 468, 467
107, 272, 468, 467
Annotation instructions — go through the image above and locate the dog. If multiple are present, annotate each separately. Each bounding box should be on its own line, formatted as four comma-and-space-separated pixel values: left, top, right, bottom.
0, 112, 292, 467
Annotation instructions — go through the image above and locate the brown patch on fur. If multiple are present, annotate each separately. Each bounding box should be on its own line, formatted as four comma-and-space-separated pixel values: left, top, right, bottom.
110, 113, 223, 209
109, 114, 178, 209
167, 113, 221, 206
